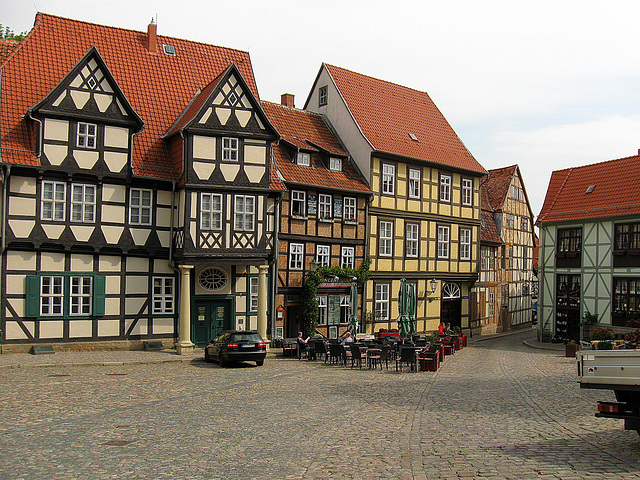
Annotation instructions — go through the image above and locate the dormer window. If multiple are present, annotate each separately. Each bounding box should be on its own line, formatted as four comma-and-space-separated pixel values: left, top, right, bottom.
297, 152, 310, 166
77, 122, 97, 149
329, 157, 342, 172
222, 137, 239, 161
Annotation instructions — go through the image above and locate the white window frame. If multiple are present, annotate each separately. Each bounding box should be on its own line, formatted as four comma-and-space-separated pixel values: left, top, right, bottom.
460, 228, 471, 261
316, 245, 330, 267
488, 292, 495, 317
70, 276, 93, 316
40, 275, 64, 316
438, 225, 450, 259
297, 152, 310, 166
317, 296, 328, 324
291, 190, 306, 217
343, 197, 357, 222
249, 276, 259, 313
440, 174, 452, 203
152, 277, 175, 314
408, 168, 421, 199
129, 188, 153, 226
319, 86, 328, 106
329, 157, 342, 172
340, 295, 351, 323
382, 163, 395, 195
406, 223, 419, 258
201, 193, 222, 230
375, 283, 390, 321
341, 246, 355, 269
77, 122, 97, 149
222, 137, 239, 161
71, 184, 96, 223
41, 181, 66, 221
462, 178, 473, 206
289, 243, 304, 270
318, 193, 332, 219
234, 195, 255, 231
379, 220, 393, 257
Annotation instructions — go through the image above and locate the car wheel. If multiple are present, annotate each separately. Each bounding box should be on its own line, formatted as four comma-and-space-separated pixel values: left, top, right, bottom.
219, 354, 227, 367
256, 360, 264, 367
204, 349, 211, 363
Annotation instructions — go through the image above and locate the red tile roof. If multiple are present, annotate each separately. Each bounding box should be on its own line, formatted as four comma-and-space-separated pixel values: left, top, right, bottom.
484, 165, 517, 212
481, 210, 502, 244
0, 14, 259, 179
537, 154, 640, 224
323, 64, 486, 175
0, 39, 20, 65
262, 101, 371, 194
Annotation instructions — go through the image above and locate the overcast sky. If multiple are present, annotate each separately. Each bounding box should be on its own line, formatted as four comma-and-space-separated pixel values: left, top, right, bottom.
3, 0, 640, 217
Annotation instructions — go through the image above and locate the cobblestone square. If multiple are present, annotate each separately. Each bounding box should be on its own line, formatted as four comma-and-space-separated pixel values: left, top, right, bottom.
1, 330, 639, 479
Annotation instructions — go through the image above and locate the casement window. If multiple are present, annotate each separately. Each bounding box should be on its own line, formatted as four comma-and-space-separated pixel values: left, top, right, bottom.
340, 295, 351, 323
248, 276, 259, 314
291, 190, 306, 217
152, 277, 175, 314
613, 277, 640, 326
329, 157, 342, 172
26, 274, 105, 318
557, 227, 582, 268
521, 218, 529, 231
481, 246, 496, 271
318, 193, 332, 219
317, 296, 327, 324
408, 168, 421, 199
487, 292, 495, 317
201, 193, 222, 230
405, 223, 419, 258
382, 163, 395, 195
439, 174, 452, 203
341, 246, 355, 269
379, 220, 393, 257
555, 274, 581, 337
316, 245, 330, 267
343, 197, 357, 222
71, 184, 96, 223
222, 137, 239, 161
437, 225, 450, 259
297, 152, 310, 166
77, 122, 97, 149
460, 228, 471, 260
289, 243, 304, 270
129, 188, 152, 225
319, 86, 328, 106
234, 195, 255, 231
375, 283, 390, 321
505, 214, 514, 228
614, 222, 640, 267
41, 181, 66, 221
462, 178, 473, 206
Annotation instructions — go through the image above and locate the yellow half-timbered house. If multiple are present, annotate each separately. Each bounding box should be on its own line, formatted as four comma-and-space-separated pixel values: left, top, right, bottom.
305, 64, 486, 335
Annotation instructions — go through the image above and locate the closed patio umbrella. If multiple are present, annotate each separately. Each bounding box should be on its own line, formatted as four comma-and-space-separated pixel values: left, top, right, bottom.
348, 281, 359, 334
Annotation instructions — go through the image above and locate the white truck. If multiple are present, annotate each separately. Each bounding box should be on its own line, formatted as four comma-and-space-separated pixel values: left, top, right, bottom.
577, 349, 640, 435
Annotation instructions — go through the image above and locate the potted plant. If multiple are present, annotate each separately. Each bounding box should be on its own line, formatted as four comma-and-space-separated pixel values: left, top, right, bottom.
564, 339, 579, 357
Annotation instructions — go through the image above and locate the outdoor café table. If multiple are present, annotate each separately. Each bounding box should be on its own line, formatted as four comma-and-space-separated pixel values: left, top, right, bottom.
365, 347, 382, 369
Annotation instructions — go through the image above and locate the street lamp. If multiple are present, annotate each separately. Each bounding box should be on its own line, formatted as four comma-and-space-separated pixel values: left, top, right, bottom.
426, 278, 438, 301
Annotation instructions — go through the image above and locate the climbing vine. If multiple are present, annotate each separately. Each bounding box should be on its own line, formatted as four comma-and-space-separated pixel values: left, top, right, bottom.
300, 257, 371, 337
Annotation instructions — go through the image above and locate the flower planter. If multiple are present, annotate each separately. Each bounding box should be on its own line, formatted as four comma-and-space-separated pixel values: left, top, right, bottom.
565, 343, 579, 358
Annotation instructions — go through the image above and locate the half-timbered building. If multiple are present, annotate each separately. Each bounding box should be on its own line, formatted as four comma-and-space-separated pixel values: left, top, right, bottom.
262, 96, 371, 339
471, 165, 535, 335
537, 154, 640, 341
304, 64, 486, 335
0, 14, 278, 352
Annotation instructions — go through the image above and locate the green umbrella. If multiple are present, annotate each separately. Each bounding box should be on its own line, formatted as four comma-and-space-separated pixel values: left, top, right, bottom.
398, 278, 409, 338
348, 282, 359, 334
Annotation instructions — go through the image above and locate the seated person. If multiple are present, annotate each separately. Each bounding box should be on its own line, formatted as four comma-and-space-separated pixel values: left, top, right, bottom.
340, 331, 354, 345
297, 332, 316, 360
438, 322, 445, 335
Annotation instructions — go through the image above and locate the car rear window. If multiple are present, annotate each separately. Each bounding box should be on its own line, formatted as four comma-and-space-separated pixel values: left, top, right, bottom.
231, 333, 262, 342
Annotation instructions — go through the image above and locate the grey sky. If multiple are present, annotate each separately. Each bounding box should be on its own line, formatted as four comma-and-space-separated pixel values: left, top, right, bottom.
4, 0, 640, 217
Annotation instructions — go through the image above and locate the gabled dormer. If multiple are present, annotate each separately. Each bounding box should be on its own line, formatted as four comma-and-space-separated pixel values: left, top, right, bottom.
164, 64, 279, 187
28, 46, 143, 176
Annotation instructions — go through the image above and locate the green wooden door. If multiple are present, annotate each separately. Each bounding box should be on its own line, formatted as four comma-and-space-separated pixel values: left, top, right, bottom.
193, 300, 232, 347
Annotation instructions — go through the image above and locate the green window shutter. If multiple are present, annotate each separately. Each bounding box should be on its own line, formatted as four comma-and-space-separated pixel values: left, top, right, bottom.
93, 275, 106, 316
25, 275, 40, 317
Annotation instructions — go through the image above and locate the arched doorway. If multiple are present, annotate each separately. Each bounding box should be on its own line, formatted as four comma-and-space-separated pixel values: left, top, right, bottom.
441, 282, 461, 329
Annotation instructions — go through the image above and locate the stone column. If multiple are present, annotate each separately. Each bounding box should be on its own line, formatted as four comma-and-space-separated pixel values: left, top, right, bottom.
175, 265, 194, 355
257, 264, 269, 342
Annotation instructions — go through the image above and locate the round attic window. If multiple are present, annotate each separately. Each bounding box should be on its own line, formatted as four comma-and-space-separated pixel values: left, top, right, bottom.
199, 267, 228, 291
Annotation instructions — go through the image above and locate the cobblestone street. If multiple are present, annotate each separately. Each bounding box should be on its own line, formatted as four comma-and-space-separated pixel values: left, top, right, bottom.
1, 330, 639, 479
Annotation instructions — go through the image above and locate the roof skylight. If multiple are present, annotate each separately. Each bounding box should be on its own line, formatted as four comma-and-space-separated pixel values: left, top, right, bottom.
162, 44, 177, 56
585, 185, 596, 194
408, 133, 418, 141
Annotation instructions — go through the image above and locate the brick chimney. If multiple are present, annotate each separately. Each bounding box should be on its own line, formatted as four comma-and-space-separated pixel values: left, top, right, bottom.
281, 93, 295, 108
147, 19, 158, 54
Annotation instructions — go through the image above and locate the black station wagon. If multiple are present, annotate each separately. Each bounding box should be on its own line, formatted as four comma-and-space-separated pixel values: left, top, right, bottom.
204, 330, 267, 367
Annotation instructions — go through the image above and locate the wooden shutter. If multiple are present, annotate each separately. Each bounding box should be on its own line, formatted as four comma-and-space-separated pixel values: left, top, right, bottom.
25, 275, 40, 317
93, 275, 106, 316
